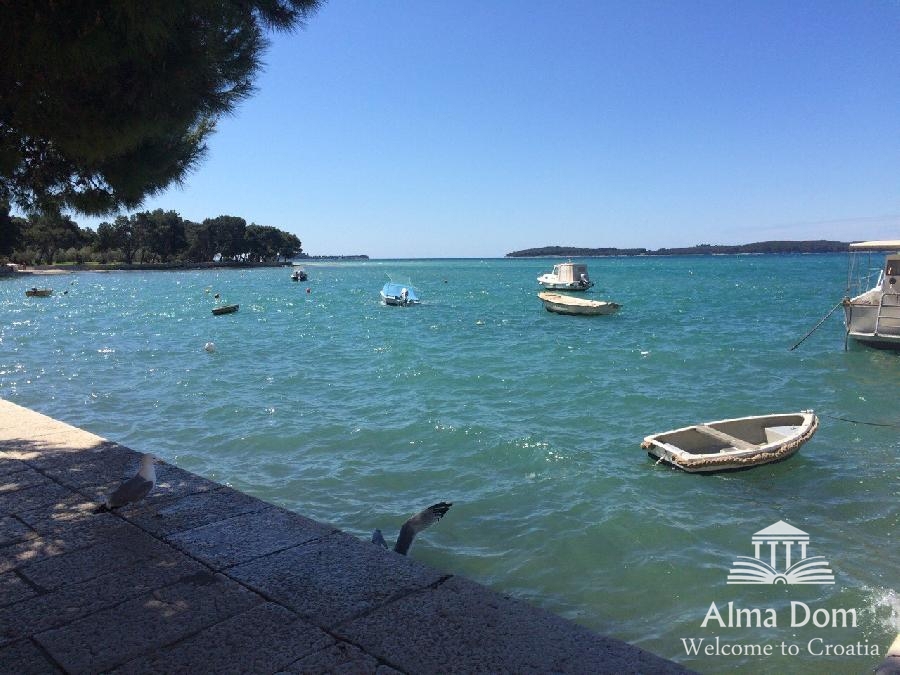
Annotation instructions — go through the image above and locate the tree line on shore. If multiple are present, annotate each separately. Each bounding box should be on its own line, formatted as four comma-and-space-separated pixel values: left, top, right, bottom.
0, 203, 302, 266
507, 241, 851, 257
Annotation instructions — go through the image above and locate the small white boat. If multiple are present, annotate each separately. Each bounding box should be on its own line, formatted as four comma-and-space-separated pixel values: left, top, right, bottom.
381, 281, 420, 306
537, 262, 593, 291
291, 269, 307, 282
843, 240, 900, 350
641, 411, 818, 473
25, 288, 53, 297
538, 292, 619, 316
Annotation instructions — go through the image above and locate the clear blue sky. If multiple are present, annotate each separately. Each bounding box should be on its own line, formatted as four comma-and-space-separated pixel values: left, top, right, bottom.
89, 1, 900, 258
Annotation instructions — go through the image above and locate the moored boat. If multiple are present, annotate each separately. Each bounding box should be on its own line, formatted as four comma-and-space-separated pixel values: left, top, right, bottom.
25, 288, 53, 297
843, 240, 900, 350
640, 411, 818, 473
538, 291, 619, 316
537, 262, 593, 291
381, 281, 420, 306
291, 269, 307, 282
212, 304, 240, 315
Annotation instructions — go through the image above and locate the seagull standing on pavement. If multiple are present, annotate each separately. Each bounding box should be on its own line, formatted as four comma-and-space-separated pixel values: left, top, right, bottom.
372, 502, 452, 555
95, 454, 158, 512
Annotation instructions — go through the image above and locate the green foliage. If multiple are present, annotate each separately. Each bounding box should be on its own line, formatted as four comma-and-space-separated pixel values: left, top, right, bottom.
22, 212, 88, 264
0, 0, 320, 216
6, 209, 302, 265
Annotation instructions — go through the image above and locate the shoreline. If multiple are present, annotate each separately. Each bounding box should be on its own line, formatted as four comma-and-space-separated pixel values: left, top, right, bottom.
0, 399, 690, 674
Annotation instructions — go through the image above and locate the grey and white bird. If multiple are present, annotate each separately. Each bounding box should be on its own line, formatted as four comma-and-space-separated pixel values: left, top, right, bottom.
372, 501, 452, 555
95, 453, 159, 512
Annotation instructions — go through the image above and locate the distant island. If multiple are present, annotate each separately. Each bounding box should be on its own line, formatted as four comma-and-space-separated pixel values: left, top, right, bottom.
506, 240, 851, 257
297, 254, 369, 261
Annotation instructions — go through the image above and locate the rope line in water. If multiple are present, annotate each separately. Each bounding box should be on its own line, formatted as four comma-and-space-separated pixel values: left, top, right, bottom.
789, 300, 844, 351
822, 413, 900, 428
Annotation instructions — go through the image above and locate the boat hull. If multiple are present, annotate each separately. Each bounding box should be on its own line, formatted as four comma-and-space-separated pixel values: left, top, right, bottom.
843, 245, 900, 350
537, 279, 593, 291
640, 412, 818, 473
844, 300, 900, 350
212, 304, 240, 315
25, 289, 53, 297
538, 292, 619, 316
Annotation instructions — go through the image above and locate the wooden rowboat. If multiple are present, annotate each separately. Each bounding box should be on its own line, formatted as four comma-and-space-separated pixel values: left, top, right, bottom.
641, 411, 818, 473
25, 288, 53, 297
212, 304, 239, 315
538, 292, 619, 316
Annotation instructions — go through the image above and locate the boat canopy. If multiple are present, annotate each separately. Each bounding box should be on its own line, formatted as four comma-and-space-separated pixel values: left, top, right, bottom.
552, 263, 588, 283
849, 240, 900, 251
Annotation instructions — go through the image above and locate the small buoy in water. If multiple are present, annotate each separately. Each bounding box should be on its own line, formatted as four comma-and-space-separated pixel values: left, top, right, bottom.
204, 342, 216, 353
306, 287, 311, 294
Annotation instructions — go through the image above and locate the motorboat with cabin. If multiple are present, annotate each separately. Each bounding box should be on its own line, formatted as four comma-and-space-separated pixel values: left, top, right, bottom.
843, 240, 900, 350
381, 281, 420, 306
536, 262, 593, 291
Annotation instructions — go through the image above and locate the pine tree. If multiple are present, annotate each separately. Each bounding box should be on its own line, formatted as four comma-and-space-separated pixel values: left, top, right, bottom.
0, 1, 320, 216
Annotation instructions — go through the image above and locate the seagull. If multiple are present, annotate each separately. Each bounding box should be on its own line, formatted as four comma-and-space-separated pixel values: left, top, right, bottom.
372, 502, 452, 555
94, 454, 159, 512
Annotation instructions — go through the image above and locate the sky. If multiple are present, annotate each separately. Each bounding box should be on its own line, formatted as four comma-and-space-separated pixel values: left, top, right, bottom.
83, 1, 900, 258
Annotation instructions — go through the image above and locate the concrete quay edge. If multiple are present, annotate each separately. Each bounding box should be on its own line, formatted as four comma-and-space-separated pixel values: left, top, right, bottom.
0, 398, 692, 674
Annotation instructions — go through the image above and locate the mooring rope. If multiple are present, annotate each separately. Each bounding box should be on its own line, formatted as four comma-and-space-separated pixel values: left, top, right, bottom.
822, 413, 900, 428
789, 300, 845, 351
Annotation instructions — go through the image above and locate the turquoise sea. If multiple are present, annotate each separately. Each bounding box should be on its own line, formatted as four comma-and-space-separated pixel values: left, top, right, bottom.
1, 255, 897, 674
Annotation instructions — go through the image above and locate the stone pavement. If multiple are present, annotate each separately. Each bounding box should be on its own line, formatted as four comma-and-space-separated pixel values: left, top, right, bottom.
0, 399, 690, 674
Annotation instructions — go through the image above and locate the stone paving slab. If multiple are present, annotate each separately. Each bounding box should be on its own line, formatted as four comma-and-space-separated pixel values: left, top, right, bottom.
0, 466, 49, 493
0, 398, 694, 674
0, 515, 37, 547
0, 557, 208, 647
282, 641, 401, 674
0, 570, 38, 607
36, 573, 262, 673
166, 505, 334, 571
111, 602, 332, 675
16, 520, 180, 592
0, 638, 61, 674
16, 493, 108, 536
0, 514, 134, 575
122, 485, 270, 538
0, 402, 70, 434
227, 530, 447, 630
0, 455, 31, 477
337, 574, 686, 674
0, 480, 72, 515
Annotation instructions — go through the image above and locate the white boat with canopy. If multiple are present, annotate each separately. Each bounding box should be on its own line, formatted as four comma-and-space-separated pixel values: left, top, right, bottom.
536, 262, 593, 291
843, 240, 900, 350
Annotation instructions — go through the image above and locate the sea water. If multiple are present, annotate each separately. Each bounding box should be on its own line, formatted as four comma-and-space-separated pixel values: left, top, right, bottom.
1, 255, 897, 674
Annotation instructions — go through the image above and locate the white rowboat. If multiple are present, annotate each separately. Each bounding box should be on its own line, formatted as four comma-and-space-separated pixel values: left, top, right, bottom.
538, 292, 619, 316
641, 411, 818, 473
